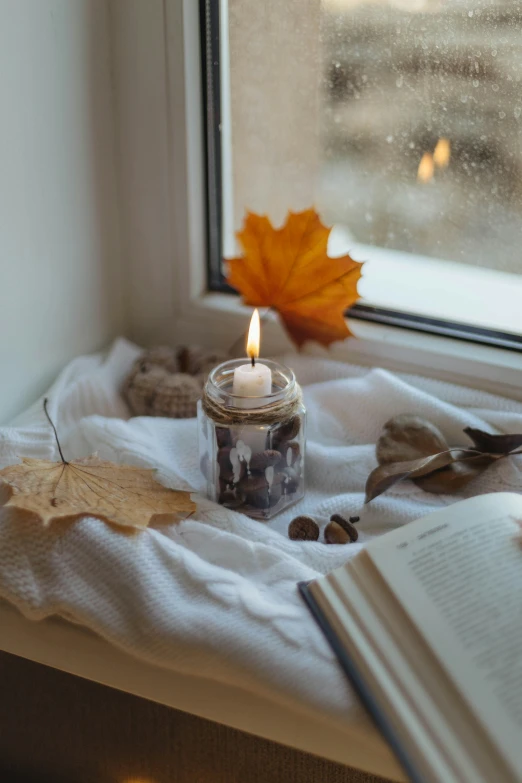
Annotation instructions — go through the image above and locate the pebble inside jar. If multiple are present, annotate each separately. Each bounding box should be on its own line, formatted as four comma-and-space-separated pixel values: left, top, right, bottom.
198, 311, 306, 520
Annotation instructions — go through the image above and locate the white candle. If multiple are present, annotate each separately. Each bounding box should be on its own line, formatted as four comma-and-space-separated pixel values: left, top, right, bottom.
232, 362, 272, 403
231, 309, 272, 454
232, 309, 272, 408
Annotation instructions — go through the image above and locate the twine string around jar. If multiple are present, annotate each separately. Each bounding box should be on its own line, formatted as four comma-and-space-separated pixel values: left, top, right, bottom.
201, 383, 303, 426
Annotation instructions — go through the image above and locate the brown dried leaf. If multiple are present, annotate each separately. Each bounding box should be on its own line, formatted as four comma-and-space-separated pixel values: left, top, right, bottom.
464, 427, 522, 455
365, 449, 484, 503
0, 456, 195, 531
414, 453, 496, 494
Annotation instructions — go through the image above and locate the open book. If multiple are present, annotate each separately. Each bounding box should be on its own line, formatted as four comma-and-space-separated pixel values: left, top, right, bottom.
300, 493, 522, 783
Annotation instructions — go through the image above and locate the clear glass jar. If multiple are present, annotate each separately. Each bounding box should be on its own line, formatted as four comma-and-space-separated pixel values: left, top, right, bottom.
198, 359, 306, 520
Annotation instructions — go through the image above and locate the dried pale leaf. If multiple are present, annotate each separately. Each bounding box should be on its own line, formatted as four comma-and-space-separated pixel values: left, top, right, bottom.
414, 454, 496, 494
226, 209, 363, 348
376, 414, 449, 465
0, 456, 195, 531
464, 427, 522, 455
364, 449, 484, 503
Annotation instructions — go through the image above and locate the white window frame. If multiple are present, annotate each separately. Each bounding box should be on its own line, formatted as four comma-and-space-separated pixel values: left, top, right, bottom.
115, 0, 522, 401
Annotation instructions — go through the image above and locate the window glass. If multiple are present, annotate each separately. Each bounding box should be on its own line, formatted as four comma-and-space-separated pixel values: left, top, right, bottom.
219, 0, 522, 342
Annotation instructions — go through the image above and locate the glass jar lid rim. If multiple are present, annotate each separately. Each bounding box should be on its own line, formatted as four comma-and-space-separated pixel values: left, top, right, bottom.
207, 358, 297, 403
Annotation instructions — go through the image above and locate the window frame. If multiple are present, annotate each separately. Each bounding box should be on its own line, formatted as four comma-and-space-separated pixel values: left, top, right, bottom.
200, 0, 522, 354
142, 0, 522, 403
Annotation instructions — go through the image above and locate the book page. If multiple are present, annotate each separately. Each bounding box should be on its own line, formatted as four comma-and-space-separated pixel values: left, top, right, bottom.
366, 493, 522, 778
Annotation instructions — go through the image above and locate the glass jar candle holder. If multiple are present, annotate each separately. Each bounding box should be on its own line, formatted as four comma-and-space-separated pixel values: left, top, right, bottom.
198, 359, 306, 520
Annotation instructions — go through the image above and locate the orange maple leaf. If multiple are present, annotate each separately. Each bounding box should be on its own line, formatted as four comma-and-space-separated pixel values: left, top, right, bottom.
225, 209, 363, 348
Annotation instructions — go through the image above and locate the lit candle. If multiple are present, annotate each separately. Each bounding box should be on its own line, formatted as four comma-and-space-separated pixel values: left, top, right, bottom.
232, 309, 272, 406
231, 309, 272, 456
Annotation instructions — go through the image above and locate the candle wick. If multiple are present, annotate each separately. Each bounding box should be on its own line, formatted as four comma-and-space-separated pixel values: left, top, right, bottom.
251, 356, 256, 367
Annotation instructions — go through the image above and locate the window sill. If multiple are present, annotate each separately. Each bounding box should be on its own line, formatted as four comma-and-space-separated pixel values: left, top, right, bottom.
173, 293, 522, 402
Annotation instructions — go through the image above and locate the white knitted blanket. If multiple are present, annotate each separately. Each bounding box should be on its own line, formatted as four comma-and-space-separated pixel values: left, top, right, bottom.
1, 339, 521, 728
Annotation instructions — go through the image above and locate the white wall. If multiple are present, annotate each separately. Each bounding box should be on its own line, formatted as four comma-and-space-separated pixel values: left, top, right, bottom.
0, 0, 124, 423
109, 0, 175, 347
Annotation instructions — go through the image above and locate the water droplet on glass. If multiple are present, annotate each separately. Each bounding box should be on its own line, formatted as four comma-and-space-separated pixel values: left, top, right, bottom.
499, 111, 506, 119
492, 49, 498, 57
514, 107, 522, 119
468, 10, 473, 17
365, 212, 373, 224
396, 75, 403, 88
386, 135, 394, 143
473, 80, 479, 88
492, 84, 499, 92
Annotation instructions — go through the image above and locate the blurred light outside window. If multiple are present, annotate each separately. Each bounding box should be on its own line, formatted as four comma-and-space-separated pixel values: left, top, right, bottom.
220, 0, 522, 341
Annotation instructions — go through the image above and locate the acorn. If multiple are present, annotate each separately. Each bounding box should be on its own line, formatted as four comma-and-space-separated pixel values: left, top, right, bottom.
330, 514, 359, 542
288, 516, 319, 541
324, 521, 351, 545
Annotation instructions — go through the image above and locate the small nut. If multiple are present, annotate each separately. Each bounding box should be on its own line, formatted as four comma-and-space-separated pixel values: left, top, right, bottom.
325, 521, 351, 545
288, 516, 319, 541
250, 449, 283, 472
330, 514, 359, 542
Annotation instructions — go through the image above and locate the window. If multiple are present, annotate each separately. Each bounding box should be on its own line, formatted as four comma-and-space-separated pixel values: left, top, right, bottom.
201, 0, 522, 351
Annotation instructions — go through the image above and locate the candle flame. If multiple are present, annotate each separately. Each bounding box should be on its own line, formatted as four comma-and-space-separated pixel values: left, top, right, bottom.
246, 308, 261, 360
433, 137, 451, 168
417, 152, 434, 183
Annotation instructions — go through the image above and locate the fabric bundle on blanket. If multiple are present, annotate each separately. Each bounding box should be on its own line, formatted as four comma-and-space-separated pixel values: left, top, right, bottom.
0, 338, 521, 729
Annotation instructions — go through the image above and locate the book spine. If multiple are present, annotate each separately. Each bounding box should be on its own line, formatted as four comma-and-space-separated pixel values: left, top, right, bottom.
298, 581, 424, 783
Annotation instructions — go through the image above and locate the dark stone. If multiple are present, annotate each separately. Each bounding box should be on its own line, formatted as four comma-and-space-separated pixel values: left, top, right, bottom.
240, 473, 282, 509
218, 488, 245, 510
272, 416, 301, 447
217, 446, 245, 483
250, 449, 283, 472
281, 466, 300, 494
215, 427, 232, 449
